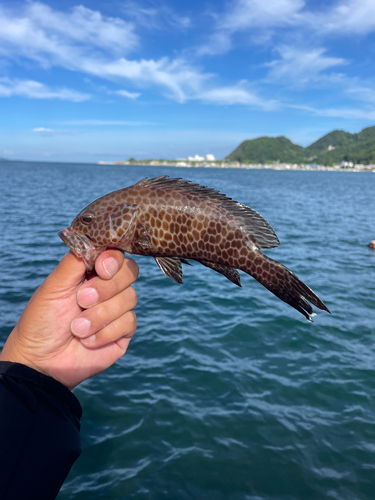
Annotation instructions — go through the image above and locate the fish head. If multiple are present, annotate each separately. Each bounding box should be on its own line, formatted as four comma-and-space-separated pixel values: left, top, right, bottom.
58, 202, 110, 272
59, 192, 139, 271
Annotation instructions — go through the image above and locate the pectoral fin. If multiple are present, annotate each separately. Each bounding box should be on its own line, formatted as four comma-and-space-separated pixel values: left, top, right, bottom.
154, 256, 184, 284
197, 259, 242, 287
109, 204, 138, 243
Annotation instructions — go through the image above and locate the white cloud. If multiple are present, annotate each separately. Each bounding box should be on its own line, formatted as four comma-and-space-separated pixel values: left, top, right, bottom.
308, 0, 375, 35
197, 82, 277, 109
0, 78, 90, 101
59, 120, 157, 126
0, 2, 138, 63
199, 0, 375, 57
220, 0, 304, 31
32, 127, 77, 136
199, 0, 305, 55
345, 85, 375, 104
123, 2, 191, 30
0, 2, 267, 106
291, 104, 375, 120
113, 89, 141, 99
76, 56, 211, 103
266, 47, 347, 86
315, 108, 375, 120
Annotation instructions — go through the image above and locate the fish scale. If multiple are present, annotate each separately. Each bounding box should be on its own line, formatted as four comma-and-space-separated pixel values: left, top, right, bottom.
59, 176, 330, 321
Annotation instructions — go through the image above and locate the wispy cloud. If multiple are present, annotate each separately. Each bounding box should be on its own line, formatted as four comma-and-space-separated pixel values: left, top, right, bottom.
113, 89, 141, 99
291, 104, 375, 120
199, 0, 375, 57
199, 0, 305, 55
307, 0, 375, 35
266, 47, 347, 86
197, 82, 277, 109
122, 2, 191, 30
79, 56, 210, 103
345, 84, 375, 104
0, 2, 270, 108
1, 0, 374, 125
0, 2, 138, 63
0, 77, 90, 101
0, 2, 198, 102
32, 127, 78, 136
59, 120, 157, 126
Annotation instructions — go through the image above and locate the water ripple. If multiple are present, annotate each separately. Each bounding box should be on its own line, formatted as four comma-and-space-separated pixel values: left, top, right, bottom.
1, 163, 375, 499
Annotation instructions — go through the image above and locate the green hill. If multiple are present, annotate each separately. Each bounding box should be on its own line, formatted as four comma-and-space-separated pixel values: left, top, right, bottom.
225, 136, 305, 163
226, 125, 375, 165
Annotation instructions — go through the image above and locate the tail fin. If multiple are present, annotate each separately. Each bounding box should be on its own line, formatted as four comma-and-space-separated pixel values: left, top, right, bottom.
244, 251, 330, 321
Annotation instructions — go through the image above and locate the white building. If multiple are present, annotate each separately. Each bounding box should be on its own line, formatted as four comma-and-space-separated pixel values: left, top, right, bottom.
186, 154, 215, 161
187, 154, 204, 161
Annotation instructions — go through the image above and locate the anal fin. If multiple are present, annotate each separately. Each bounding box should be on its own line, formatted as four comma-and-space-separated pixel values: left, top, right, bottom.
179, 258, 192, 266
154, 256, 184, 284
197, 259, 241, 287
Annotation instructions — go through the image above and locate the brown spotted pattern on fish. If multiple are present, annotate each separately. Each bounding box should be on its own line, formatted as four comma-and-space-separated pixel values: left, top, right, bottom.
59, 176, 330, 321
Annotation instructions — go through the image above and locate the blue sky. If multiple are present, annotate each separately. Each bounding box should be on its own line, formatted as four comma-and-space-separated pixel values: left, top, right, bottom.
1, 0, 375, 162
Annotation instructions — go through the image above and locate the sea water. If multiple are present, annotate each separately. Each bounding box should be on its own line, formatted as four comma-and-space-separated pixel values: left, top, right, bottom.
0, 161, 374, 500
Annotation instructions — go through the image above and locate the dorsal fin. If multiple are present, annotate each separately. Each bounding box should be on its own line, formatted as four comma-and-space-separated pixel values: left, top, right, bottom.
137, 176, 280, 249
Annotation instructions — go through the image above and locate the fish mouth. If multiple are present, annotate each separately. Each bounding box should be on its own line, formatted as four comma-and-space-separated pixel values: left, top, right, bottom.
58, 229, 93, 249
58, 227, 85, 255
58, 230, 71, 248
58, 227, 102, 272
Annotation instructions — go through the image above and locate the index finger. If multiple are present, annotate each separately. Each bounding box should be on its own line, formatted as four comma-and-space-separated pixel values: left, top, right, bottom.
95, 249, 125, 280
95, 249, 139, 283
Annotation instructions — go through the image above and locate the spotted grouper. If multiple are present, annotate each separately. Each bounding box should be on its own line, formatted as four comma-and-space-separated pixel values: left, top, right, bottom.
59, 176, 330, 321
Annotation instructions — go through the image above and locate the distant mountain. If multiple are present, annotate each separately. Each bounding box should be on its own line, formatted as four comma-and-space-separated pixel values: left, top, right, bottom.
225, 136, 305, 164
226, 125, 375, 165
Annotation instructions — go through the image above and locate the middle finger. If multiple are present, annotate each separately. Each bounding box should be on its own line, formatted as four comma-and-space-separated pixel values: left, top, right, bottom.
71, 286, 138, 338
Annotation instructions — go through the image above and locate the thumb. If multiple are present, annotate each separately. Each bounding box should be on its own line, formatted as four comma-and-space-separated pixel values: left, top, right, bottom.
43, 251, 86, 293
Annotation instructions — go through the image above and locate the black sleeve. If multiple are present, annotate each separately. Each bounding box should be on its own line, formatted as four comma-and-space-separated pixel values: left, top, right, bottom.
0, 361, 82, 500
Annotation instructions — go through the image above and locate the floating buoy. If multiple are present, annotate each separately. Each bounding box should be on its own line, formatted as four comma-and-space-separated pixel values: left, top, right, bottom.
369, 240, 375, 249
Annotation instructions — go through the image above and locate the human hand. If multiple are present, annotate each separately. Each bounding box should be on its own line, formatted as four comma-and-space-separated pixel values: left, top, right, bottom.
0, 250, 138, 390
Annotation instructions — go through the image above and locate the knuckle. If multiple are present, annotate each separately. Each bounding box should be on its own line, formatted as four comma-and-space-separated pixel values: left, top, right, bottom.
118, 311, 137, 339
91, 303, 111, 328
111, 277, 123, 297
127, 286, 138, 307
129, 310, 137, 331
103, 318, 117, 337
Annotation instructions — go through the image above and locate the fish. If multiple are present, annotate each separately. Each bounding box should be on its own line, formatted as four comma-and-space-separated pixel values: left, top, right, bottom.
59, 176, 330, 321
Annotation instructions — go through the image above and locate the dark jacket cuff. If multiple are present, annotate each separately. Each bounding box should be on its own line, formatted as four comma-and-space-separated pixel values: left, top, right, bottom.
0, 361, 82, 419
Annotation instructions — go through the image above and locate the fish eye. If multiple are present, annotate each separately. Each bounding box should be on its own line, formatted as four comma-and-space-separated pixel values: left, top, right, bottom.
81, 213, 95, 225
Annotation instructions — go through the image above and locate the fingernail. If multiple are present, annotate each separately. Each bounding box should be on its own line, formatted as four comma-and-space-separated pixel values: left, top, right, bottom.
78, 287, 99, 308
103, 257, 118, 278
71, 317, 90, 337
82, 334, 96, 345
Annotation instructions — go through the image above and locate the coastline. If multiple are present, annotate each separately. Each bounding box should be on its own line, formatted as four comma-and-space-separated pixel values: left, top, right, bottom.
98, 160, 375, 172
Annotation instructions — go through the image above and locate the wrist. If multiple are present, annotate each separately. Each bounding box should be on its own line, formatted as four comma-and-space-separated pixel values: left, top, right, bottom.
0, 330, 48, 380
0, 343, 40, 374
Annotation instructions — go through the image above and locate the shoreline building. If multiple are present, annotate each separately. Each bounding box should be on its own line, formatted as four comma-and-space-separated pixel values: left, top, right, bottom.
186, 154, 216, 161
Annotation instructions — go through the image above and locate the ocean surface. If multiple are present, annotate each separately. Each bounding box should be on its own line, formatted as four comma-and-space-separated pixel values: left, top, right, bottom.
0, 161, 374, 500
